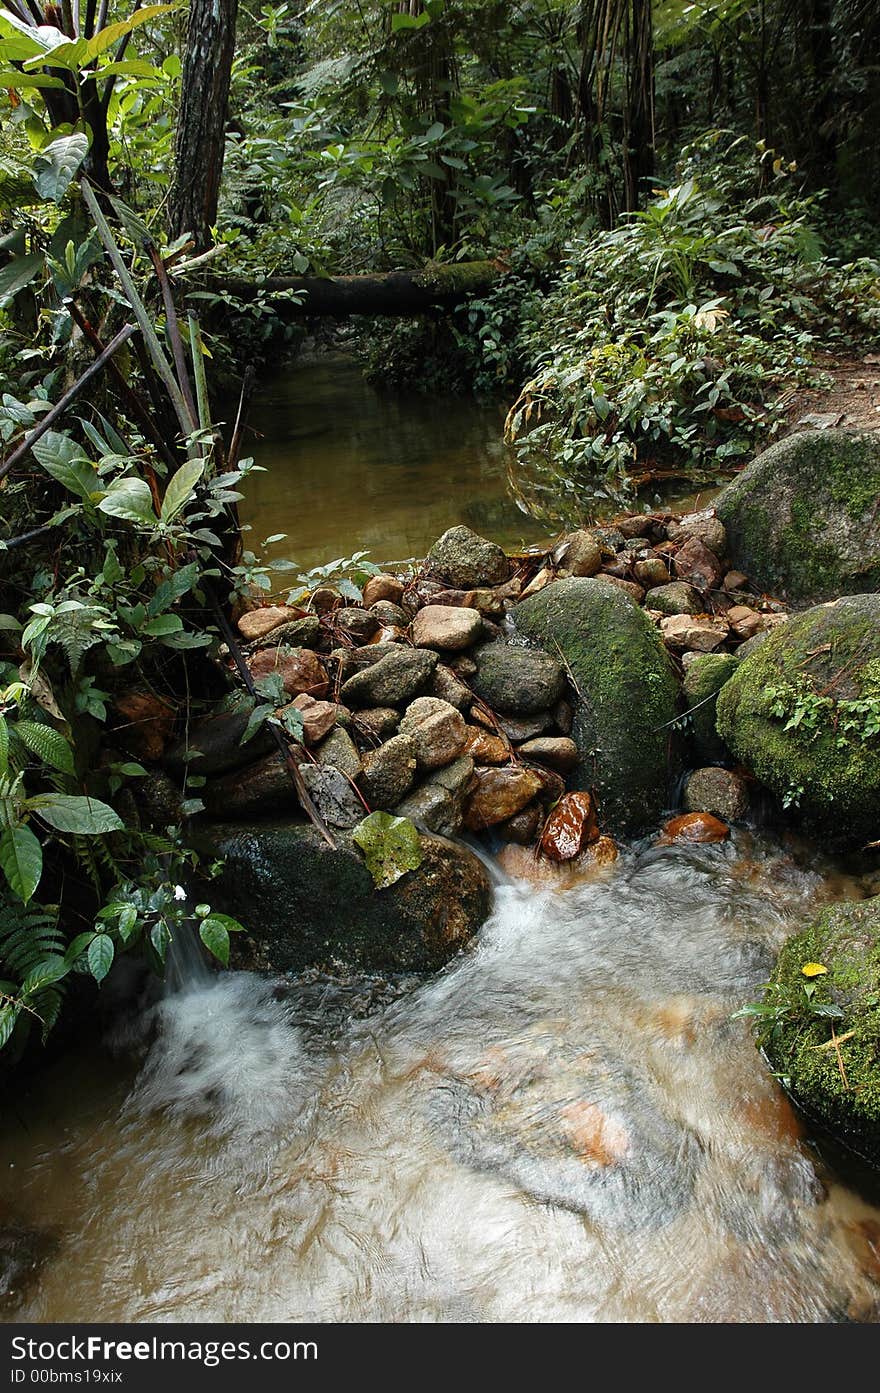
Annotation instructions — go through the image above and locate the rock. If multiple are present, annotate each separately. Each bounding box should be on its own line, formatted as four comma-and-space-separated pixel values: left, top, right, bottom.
430, 586, 507, 616
471, 641, 567, 716
369, 625, 408, 645
359, 733, 417, 808
237, 605, 300, 641
113, 690, 175, 761
660, 613, 729, 652
248, 646, 329, 699
332, 606, 379, 643
429, 663, 473, 712
426, 525, 509, 588
353, 707, 401, 743
557, 530, 603, 577
204, 751, 296, 818
668, 510, 727, 556
464, 766, 544, 829
540, 791, 599, 861
527, 764, 566, 806
683, 767, 749, 822
617, 514, 653, 539
464, 726, 510, 765
674, 535, 724, 591
553, 699, 574, 735
715, 430, 880, 602
716, 593, 880, 845
449, 653, 477, 679
497, 800, 543, 845
514, 577, 681, 833
595, 574, 646, 604
316, 726, 362, 781
247, 614, 322, 651
363, 574, 405, 607
340, 646, 437, 707
310, 587, 338, 616
300, 764, 364, 828
399, 696, 468, 770
370, 600, 409, 627
634, 557, 670, 588
411, 603, 484, 651
723, 570, 750, 593
496, 711, 554, 741
496, 836, 619, 889
594, 526, 626, 551
661, 812, 730, 843
647, 581, 703, 616
287, 693, 339, 746
517, 736, 579, 773
165, 698, 273, 775
681, 653, 740, 762
764, 897, 880, 1166
394, 757, 475, 838
198, 821, 492, 973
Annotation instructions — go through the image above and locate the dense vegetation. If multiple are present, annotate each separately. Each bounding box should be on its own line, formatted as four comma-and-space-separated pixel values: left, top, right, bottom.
1, 0, 878, 1060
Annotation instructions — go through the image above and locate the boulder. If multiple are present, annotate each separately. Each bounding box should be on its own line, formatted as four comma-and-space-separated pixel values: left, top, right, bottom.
595, 575, 645, 605
426, 525, 509, 589
764, 897, 880, 1166
204, 751, 296, 818
340, 646, 437, 707
299, 765, 363, 829
197, 821, 492, 973
165, 698, 274, 776
681, 653, 740, 762
661, 812, 730, 843
716, 594, 880, 845
513, 577, 680, 832
683, 767, 750, 822
715, 429, 880, 602
471, 641, 567, 716
411, 604, 484, 651
540, 792, 598, 862
399, 696, 468, 770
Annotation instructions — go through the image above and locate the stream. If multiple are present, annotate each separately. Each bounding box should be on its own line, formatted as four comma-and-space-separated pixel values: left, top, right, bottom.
2, 362, 880, 1323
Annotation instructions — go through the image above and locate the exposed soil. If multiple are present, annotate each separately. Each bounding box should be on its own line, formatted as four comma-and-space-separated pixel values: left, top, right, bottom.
781, 354, 880, 435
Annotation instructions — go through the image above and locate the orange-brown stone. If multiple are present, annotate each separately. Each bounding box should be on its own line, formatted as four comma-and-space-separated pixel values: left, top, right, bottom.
540, 791, 599, 861
248, 646, 329, 699
463, 766, 543, 829
237, 604, 300, 641
661, 811, 730, 843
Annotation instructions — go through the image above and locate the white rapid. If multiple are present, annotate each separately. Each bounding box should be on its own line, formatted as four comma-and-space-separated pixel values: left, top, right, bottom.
3, 830, 880, 1323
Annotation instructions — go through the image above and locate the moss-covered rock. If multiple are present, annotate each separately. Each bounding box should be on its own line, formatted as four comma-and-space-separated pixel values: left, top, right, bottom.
764, 896, 880, 1167
716, 430, 880, 603
716, 594, 880, 845
682, 652, 740, 763
513, 577, 680, 832
194, 820, 492, 973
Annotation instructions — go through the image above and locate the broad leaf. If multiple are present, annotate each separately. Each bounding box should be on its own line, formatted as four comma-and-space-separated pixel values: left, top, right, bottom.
87, 933, 115, 983
0, 823, 43, 903
28, 793, 123, 834
33, 133, 89, 203
139, 613, 183, 636
97, 477, 158, 525
31, 431, 97, 500
0, 253, 44, 304
0, 1002, 20, 1051
14, 720, 75, 774
199, 917, 230, 965
352, 811, 422, 890
160, 458, 204, 523
20, 955, 68, 995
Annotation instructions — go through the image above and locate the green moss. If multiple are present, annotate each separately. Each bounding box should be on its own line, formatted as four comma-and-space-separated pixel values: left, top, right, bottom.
514, 577, 681, 831
682, 652, 740, 762
765, 898, 880, 1165
716, 595, 880, 844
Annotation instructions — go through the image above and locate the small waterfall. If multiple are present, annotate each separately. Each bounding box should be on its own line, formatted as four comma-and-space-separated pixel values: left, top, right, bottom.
164, 918, 211, 994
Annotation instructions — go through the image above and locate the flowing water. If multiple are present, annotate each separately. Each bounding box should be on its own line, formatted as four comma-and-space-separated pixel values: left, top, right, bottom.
3, 829, 880, 1323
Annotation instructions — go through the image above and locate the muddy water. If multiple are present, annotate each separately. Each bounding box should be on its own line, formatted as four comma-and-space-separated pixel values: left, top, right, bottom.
3, 829, 880, 1323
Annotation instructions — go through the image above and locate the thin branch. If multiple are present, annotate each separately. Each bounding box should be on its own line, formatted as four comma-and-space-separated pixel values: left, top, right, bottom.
146, 240, 198, 430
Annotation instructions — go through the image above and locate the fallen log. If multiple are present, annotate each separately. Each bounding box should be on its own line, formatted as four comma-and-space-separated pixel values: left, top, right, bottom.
203, 259, 503, 318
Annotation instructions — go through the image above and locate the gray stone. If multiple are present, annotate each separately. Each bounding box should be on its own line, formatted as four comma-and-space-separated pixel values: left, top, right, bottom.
668, 510, 727, 556
683, 766, 749, 822
644, 581, 703, 616
411, 603, 484, 651
429, 663, 473, 712
299, 764, 363, 829
316, 726, 362, 781
394, 758, 474, 838
399, 696, 468, 770
353, 706, 400, 741
341, 646, 438, 707
426, 525, 509, 588
359, 733, 417, 808
471, 641, 567, 715
681, 653, 740, 762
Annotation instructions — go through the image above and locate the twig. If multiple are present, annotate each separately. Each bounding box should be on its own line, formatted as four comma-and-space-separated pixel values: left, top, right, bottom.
0, 322, 138, 484
146, 240, 198, 430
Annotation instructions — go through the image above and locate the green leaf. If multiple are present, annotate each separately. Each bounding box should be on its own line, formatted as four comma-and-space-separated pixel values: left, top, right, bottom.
0, 1002, 20, 1051
391, 10, 431, 30
97, 477, 158, 525
118, 904, 138, 944
140, 613, 184, 636
14, 720, 75, 774
352, 811, 422, 890
199, 917, 230, 966
31, 431, 97, 500
240, 703, 272, 744
87, 933, 115, 982
20, 955, 68, 995
0, 823, 43, 903
33, 133, 89, 203
28, 794, 123, 834
64, 931, 96, 966
160, 459, 204, 523
0, 253, 44, 305
0, 715, 8, 776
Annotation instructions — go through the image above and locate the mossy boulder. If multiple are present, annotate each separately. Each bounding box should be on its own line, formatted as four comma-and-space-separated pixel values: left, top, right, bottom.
716, 594, 880, 846
682, 653, 740, 763
716, 430, 880, 603
513, 577, 680, 832
764, 897, 880, 1167
194, 820, 492, 973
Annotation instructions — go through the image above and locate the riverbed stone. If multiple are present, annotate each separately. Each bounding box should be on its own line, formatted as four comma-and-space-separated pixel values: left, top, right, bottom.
464, 726, 509, 765
668, 510, 727, 556
300, 764, 364, 828
285, 693, 340, 746
471, 641, 567, 716
429, 663, 473, 711
363, 574, 405, 607
248, 645, 329, 699
426, 525, 509, 588
316, 726, 362, 781
165, 697, 274, 776
674, 535, 724, 591
661, 811, 730, 843
647, 581, 703, 616
464, 766, 544, 829
237, 604, 300, 641
370, 600, 409, 628
681, 652, 740, 762
540, 791, 598, 861
203, 751, 296, 817
517, 736, 579, 773
715, 429, 880, 602
340, 646, 438, 707
557, 530, 603, 577
683, 767, 749, 822
394, 757, 475, 838
660, 613, 729, 652
197, 821, 492, 973
353, 706, 400, 741
411, 603, 484, 652
399, 696, 468, 770
359, 733, 417, 808
513, 577, 681, 833
595, 575, 646, 605
716, 593, 880, 845
634, 557, 670, 588
764, 897, 880, 1167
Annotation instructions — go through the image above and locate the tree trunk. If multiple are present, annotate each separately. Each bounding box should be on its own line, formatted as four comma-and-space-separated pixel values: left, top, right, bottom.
622, 0, 654, 214
169, 0, 239, 251
206, 262, 502, 319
